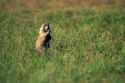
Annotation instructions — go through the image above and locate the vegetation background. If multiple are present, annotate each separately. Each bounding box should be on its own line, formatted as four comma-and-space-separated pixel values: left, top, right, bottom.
0, 0, 125, 83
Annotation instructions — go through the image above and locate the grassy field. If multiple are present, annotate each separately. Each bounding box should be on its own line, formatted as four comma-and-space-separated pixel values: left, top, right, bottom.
0, 0, 125, 83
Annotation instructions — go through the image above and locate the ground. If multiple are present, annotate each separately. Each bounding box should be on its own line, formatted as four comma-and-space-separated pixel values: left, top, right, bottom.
0, 0, 125, 83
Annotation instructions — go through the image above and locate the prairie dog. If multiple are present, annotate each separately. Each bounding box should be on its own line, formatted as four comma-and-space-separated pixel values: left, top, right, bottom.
35, 23, 51, 51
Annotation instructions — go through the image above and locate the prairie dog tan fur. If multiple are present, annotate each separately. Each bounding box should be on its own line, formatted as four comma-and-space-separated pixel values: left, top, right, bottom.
35, 23, 51, 51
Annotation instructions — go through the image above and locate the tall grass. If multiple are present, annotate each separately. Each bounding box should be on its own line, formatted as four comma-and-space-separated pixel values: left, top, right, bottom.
0, 0, 125, 83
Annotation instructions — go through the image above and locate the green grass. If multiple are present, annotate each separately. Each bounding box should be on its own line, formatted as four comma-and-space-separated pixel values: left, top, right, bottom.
1, 0, 125, 83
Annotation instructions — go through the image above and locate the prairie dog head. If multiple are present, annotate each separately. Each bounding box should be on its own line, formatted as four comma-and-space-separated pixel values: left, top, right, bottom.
39, 23, 50, 34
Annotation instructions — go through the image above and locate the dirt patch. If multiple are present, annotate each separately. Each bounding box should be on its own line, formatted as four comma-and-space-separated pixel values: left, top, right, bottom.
22, 0, 37, 7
